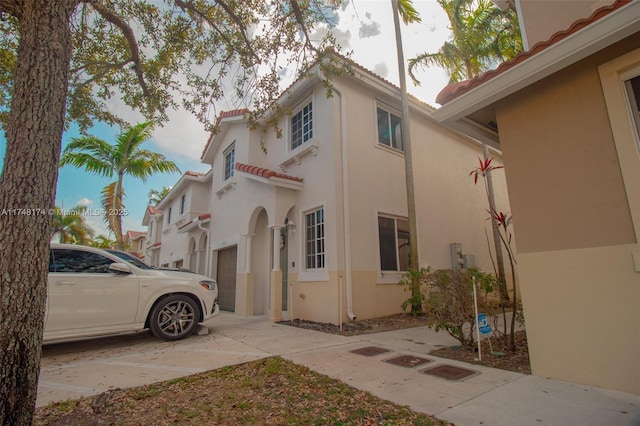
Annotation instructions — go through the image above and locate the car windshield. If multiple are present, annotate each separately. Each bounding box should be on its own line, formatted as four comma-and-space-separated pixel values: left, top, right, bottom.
105, 250, 152, 270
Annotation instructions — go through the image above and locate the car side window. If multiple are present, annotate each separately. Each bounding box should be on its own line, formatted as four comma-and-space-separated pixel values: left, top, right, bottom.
50, 249, 114, 273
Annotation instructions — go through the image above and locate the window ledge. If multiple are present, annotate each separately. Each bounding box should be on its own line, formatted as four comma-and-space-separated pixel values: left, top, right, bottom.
377, 271, 404, 284
279, 139, 319, 172
298, 269, 329, 282
375, 143, 405, 157
215, 178, 237, 199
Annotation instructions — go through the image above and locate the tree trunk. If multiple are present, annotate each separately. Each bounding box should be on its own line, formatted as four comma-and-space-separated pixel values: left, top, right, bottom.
0, 2, 75, 424
483, 143, 509, 304
391, 0, 421, 313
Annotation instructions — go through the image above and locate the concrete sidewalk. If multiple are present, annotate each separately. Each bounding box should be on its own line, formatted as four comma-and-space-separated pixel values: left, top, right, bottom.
38, 313, 640, 425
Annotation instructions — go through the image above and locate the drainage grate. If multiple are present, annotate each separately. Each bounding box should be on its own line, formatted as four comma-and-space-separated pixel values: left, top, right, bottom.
420, 364, 479, 381
349, 346, 391, 357
384, 355, 433, 368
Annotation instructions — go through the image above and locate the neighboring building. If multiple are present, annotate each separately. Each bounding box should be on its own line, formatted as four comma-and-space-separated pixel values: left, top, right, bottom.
144, 55, 512, 327
433, 0, 639, 394
143, 171, 212, 272
124, 230, 146, 259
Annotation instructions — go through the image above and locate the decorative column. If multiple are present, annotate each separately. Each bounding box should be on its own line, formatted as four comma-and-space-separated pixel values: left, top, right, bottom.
269, 226, 283, 321
244, 233, 254, 273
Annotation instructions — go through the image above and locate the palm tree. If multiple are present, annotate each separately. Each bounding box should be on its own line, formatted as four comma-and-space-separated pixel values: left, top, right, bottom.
408, 0, 522, 84
60, 121, 180, 250
392, 0, 422, 313
51, 205, 95, 244
89, 235, 119, 249
148, 186, 172, 206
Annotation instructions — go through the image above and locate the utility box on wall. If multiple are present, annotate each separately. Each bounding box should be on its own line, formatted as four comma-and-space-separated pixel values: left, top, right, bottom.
463, 254, 476, 270
450, 243, 463, 270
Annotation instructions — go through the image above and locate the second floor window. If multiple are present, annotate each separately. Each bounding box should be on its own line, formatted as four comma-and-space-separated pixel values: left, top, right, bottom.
224, 145, 235, 180
180, 194, 186, 215
377, 107, 403, 151
167, 207, 172, 224
291, 101, 313, 150
305, 207, 325, 269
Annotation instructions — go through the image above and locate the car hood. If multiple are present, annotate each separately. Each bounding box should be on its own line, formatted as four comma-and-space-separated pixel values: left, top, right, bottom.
141, 268, 212, 282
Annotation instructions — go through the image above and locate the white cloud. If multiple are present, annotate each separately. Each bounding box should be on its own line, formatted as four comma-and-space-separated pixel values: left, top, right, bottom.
338, 0, 452, 105
373, 62, 389, 78
358, 20, 380, 38
76, 197, 93, 207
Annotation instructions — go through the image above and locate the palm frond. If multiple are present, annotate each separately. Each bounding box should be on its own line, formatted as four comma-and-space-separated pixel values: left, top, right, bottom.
101, 181, 125, 246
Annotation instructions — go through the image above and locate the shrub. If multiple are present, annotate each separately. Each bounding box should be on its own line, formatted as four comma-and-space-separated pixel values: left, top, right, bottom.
424, 268, 499, 348
398, 267, 431, 316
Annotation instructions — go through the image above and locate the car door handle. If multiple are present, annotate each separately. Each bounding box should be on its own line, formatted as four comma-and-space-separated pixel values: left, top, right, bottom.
55, 281, 76, 286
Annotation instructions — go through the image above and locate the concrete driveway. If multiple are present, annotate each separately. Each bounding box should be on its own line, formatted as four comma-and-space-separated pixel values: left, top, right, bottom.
38, 312, 351, 407
38, 312, 640, 425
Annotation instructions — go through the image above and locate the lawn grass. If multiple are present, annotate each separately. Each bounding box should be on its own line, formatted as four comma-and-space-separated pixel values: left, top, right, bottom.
35, 357, 447, 425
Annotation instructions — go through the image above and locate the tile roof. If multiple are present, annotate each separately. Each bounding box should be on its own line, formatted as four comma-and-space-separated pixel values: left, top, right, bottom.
184, 170, 206, 177
200, 109, 250, 159
235, 162, 303, 183
147, 205, 161, 215
178, 213, 211, 231
436, 0, 632, 105
126, 230, 146, 239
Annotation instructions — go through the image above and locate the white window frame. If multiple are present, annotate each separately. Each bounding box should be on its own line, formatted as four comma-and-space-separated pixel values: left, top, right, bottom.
304, 207, 325, 270
180, 194, 186, 215
377, 214, 410, 273
223, 143, 235, 181
599, 49, 640, 267
290, 97, 313, 151
376, 103, 404, 152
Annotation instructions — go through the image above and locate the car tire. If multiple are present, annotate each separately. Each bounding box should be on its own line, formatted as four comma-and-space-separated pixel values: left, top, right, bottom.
149, 294, 201, 341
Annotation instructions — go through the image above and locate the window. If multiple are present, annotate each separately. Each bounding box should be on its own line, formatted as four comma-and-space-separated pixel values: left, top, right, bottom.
167, 207, 172, 224
625, 75, 640, 152
305, 208, 325, 269
49, 249, 114, 273
291, 101, 313, 150
377, 107, 403, 151
378, 216, 410, 271
224, 144, 235, 180
180, 194, 186, 215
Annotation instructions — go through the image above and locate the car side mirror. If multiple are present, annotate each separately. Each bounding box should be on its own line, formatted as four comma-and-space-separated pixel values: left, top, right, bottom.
108, 262, 132, 274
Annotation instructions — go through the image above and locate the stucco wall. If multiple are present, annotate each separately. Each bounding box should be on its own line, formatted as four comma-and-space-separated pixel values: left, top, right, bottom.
496, 44, 636, 253
517, 0, 612, 49
494, 37, 640, 394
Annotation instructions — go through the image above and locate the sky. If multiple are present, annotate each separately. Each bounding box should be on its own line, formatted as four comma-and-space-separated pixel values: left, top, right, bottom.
0, 0, 452, 238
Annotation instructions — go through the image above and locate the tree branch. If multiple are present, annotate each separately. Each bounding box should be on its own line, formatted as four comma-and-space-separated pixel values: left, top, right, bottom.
0, 0, 22, 18
289, 0, 317, 53
174, 0, 261, 66
84, 0, 150, 98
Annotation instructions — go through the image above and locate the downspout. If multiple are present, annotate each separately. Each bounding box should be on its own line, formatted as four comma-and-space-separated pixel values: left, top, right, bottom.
197, 218, 211, 277
319, 68, 356, 321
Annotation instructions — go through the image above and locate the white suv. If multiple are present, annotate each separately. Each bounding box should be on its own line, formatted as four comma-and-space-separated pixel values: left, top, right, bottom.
45, 244, 219, 343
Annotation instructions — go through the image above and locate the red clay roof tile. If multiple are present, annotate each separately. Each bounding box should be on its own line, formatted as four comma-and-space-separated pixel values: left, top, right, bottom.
235, 162, 303, 183
436, 0, 632, 105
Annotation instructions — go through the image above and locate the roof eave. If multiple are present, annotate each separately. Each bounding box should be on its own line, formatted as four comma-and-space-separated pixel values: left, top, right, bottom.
201, 115, 247, 164
432, 0, 640, 125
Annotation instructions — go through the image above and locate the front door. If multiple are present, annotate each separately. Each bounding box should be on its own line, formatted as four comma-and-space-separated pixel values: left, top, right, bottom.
217, 246, 237, 312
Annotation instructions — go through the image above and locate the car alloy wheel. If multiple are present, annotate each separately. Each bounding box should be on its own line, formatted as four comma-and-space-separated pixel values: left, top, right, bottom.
149, 294, 201, 341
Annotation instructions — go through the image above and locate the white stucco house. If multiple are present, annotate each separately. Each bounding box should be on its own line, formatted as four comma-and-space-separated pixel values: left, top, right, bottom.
143, 54, 512, 324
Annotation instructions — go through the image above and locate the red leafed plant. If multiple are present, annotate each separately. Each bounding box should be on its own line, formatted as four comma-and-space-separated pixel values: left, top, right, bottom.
469, 157, 503, 185
471, 157, 520, 351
